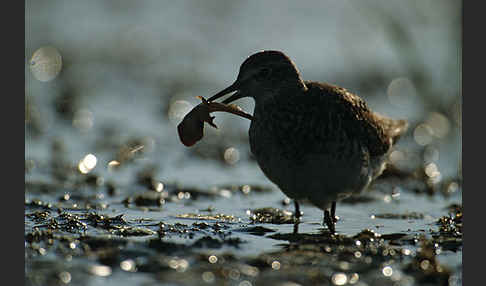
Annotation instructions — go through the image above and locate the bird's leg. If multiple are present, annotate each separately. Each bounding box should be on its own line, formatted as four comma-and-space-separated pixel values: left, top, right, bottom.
324, 209, 336, 234
293, 223, 299, 234
294, 200, 302, 219
331, 201, 338, 223
293, 200, 302, 234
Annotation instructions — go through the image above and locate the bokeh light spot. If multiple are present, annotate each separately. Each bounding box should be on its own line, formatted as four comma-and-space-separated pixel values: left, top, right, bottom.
271, 260, 281, 270
382, 266, 393, 277
420, 259, 430, 271
208, 255, 218, 264
168, 100, 193, 125
425, 112, 451, 138
224, 147, 240, 165
72, 109, 94, 131
423, 145, 439, 163
168, 258, 189, 272
414, 123, 434, 146
89, 265, 112, 277
58, 271, 71, 284
389, 150, 405, 164
78, 154, 97, 174
202, 271, 215, 283
30, 46, 62, 82
387, 77, 417, 108
349, 273, 359, 284
241, 185, 251, 194
120, 259, 136, 272
332, 273, 348, 285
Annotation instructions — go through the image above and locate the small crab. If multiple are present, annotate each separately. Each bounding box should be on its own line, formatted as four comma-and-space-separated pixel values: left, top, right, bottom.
177, 96, 253, 147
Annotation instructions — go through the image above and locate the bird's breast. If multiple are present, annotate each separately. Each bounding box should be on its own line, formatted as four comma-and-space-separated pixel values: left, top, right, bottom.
248, 107, 318, 185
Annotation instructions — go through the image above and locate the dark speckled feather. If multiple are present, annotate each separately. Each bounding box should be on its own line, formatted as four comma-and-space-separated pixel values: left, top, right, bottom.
207, 50, 408, 232
250, 81, 407, 161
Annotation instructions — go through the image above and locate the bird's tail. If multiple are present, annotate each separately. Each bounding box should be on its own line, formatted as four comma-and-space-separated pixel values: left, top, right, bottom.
374, 112, 409, 143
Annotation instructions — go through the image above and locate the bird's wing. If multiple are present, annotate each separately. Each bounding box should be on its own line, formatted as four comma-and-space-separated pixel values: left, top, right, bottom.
302, 81, 405, 156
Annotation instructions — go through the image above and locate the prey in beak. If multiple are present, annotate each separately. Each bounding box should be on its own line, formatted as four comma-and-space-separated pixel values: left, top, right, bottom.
177, 95, 253, 147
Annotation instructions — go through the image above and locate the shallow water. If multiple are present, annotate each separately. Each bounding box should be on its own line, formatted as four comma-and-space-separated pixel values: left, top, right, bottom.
26, 1, 461, 285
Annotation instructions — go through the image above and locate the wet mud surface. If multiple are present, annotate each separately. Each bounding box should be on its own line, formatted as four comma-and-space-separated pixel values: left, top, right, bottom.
26, 82, 462, 285
25, 156, 462, 285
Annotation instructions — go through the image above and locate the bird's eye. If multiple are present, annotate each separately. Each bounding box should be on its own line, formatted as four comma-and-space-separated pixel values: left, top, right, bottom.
256, 68, 271, 81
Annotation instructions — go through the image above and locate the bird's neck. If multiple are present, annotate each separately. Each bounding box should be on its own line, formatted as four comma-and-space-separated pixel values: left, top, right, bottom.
252, 79, 307, 118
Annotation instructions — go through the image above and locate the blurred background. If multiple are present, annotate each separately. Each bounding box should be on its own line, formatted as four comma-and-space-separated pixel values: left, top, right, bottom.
26, 0, 461, 189
25, 1, 462, 285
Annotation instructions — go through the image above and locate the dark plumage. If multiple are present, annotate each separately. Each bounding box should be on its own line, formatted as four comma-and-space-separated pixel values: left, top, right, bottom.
208, 50, 408, 233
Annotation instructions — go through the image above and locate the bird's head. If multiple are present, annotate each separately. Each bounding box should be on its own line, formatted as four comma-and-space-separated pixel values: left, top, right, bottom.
208, 50, 306, 105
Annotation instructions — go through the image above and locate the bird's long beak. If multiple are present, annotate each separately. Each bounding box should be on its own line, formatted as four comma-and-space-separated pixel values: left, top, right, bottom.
207, 81, 245, 104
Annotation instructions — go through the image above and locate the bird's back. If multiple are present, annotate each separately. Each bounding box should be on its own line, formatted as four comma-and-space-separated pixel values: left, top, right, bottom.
304, 81, 407, 155
251, 81, 407, 162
